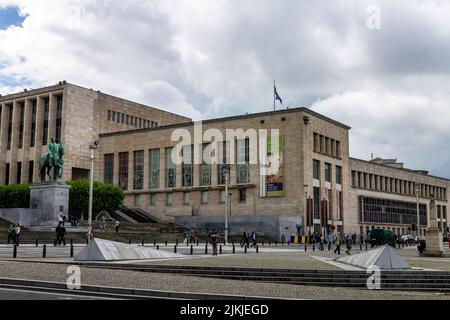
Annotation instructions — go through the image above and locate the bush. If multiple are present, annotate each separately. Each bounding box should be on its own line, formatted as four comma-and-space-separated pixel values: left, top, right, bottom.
68, 179, 124, 219
0, 184, 31, 208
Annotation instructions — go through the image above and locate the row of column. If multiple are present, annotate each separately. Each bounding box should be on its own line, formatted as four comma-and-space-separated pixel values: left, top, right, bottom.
0, 92, 63, 184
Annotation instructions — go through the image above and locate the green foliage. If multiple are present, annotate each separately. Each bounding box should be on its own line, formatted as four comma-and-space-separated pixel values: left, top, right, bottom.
67, 179, 124, 219
0, 184, 31, 208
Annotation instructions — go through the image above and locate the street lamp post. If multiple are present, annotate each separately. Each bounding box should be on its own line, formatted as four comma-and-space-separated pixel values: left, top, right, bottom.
88, 141, 98, 242
415, 183, 420, 239
224, 173, 229, 245
361, 196, 365, 240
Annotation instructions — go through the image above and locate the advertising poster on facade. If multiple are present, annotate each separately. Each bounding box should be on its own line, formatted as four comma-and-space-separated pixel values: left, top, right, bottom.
266, 134, 284, 197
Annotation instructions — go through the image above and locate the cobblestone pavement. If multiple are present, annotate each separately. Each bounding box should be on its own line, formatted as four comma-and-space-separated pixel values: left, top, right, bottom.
0, 261, 450, 300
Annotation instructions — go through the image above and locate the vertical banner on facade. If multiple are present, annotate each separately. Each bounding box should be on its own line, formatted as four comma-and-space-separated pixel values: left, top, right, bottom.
266, 134, 284, 197
259, 132, 267, 197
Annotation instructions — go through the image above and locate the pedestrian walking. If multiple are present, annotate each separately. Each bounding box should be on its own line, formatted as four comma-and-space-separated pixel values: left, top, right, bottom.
115, 220, 120, 233
345, 234, 352, 254
211, 230, 219, 255
182, 230, 189, 245
56, 223, 67, 246
241, 231, 249, 248
250, 231, 257, 248
189, 228, 196, 244
7, 223, 17, 245
333, 232, 341, 254
15, 223, 21, 246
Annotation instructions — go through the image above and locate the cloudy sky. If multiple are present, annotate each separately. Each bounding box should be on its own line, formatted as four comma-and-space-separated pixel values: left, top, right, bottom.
0, 0, 449, 178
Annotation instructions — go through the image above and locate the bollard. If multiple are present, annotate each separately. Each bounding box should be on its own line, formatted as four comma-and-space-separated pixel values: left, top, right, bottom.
269, 241, 271, 246
70, 239, 73, 246
360, 243, 362, 250
275, 241, 278, 246
156, 245, 160, 250
220, 245, 222, 254
142, 239, 145, 247
174, 245, 177, 253
54, 239, 57, 247
70, 245, 74, 258
205, 244, 208, 255
313, 244, 315, 251
190, 245, 193, 255
35, 239, 38, 247
43, 245, 47, 258
165, 240, 168, 246
365, 243, 368, 250
262, 240, 265, 246
86, 238, 88, 245
13, 245, 17, 258
281, 240, 284, 246
305, 244, 307, 252
129, 239, 132, 245
196, 239, 199, 246
244, 245, 247, 254
223, 239, 226, 246
154, 241, 156, 247
232, 244, 235, 254
256, 246, 259, 253
288, 240, 290, 246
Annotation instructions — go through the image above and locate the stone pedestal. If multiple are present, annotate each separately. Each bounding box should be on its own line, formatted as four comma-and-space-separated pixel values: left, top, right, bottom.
30, 183, 71, 227
420, 227, 444, 257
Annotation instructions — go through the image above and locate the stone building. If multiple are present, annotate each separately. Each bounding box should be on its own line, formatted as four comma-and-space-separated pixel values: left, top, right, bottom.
0, 81, 190, 184
0, 83, 448, 239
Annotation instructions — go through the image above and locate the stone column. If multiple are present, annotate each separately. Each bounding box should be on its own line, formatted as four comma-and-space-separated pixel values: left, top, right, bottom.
9, 101, 21, 184
0, 103, 7, 184
143, 149, 149, 190
33, 97, 45, 182
21, 99, 32, 183
48, 93, 57, 141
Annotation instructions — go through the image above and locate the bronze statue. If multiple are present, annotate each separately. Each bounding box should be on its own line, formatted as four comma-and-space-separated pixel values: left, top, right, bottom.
39, 138, 65, 182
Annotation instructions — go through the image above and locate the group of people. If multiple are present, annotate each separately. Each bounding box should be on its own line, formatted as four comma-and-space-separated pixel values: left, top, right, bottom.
182, 228, 197, 245
307, 232, 356, 255
241, 231, 257, 248
7, 223, 21, 246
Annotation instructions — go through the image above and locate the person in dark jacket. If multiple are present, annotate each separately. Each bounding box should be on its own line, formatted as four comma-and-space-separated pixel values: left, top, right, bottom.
56, 223, 67, 246
211, 230, 219, 255
7, 223, 17, 245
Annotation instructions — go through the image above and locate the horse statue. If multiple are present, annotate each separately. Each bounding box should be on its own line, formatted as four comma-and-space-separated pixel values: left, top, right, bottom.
39, 138, 65, 182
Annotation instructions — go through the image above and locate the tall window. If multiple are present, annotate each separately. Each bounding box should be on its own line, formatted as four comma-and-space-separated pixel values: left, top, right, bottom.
118, 152, 129, 190
201, 191, 209, 204
324, 163, 332, 182
313, 187, 320, 219
239, 189, 247, 202
237, 138, 250, 184
217, 141, 230, 185
149, 148, 160, 189
150, 193, 157, 206
5, 163, 10, 185
336, 165, 342, 185
166, 193, 173, 206
55, 95, 63, 143
200, 143, 211, 186
18, 102, 24, 149
313, 159, 320, 180
104, 154, 114, 185
7, 105, 13, 150
133, 150, 144, 190
30, 100, 36, 147
183, 192, 191, 205
42, 97, 49, 145
16, 162, 22, 184
28, 160, 34, 183
165, 147, 176, 188
182, 145, 193, 187
336, 141, 341, 158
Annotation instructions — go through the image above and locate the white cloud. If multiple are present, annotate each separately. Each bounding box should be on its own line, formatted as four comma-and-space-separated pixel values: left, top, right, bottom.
0, 0, 449, 176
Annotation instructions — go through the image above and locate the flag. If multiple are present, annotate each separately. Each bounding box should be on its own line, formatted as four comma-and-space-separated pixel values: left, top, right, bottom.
274, 85, 283, 105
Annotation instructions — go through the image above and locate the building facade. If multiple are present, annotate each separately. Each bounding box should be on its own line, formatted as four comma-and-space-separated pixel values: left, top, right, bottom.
0, 82, 190, 185
1, 83, 448, 238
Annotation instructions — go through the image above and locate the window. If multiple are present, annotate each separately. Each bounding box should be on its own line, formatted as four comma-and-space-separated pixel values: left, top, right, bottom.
313, 133, 318, 151
165, 147, 176, 188
313, 160, 320, 180
182, 145, 193, 187
16, 162, 22, 184
133, 150, 144, 190
219, 190, 226, 203
5, 163, 10, 185
30, 100, 37, 147
313, 187, 320, 219
134, 194, 141, 206
239, 189, 246, 202
18, 102, 24, 149
183, 192, 191, 205
166, 193, 173, 206
7, 104, 13, 150
201, 191, 208, 204
200, 143, 211, 186
107, 110, 111, 121
126, 115, 129, 125
324, 163, 331, 182
336, 165, 342, 185
116, 112, 121, 123
149, 149, 160, 189
55, 95, 63, 143
28, 161, 34, 183
121, 113, 125, 124
217, 141, 230, 185
336, 141, 341, 158
236, 139, 250, 184
118, 152, 129, 190
42, 97, 49, 145
104, 154, 114, 185
111, 111, 116, 122
150, 193, 157, 206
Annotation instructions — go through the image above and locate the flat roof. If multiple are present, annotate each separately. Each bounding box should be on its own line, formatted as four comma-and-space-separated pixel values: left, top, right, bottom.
350, 157, 450, 183
100, 106, 351, 138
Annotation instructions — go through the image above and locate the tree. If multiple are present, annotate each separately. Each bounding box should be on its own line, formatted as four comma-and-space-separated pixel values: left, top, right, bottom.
67, 179, 124, 219
0, 184, 30, 208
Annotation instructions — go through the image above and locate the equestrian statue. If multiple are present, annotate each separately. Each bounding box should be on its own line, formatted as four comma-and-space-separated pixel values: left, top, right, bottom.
39, 137, 65, 183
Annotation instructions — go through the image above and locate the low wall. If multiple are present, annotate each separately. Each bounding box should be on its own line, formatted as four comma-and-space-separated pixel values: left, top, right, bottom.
0, 208, 43, 228
175, 215, 303, 240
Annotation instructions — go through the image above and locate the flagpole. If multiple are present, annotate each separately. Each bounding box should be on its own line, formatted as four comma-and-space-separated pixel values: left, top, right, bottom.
273, 80, 276, 111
